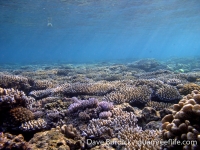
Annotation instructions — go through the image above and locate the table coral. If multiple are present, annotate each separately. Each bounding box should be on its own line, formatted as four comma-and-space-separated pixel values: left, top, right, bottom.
103, 85, 152, 104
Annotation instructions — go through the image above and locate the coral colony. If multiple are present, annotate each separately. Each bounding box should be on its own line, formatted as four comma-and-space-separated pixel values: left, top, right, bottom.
0, 58, 200, 149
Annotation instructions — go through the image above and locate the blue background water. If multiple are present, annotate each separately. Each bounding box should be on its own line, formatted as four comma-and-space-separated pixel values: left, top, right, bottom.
0, 0, 200, 64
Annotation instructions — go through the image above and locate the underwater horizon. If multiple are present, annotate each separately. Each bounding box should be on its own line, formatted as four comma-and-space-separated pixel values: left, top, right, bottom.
0, 0, 200, 64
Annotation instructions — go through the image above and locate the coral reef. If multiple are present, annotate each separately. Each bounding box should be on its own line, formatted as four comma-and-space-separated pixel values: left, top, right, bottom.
9, 107, 34, 125
63, 82, 116, 96
28, 127, 84, 150
82, 108, 137, 139
32, 80, 53, 90
145, 101, 173, 111
155, 85, 182, 101
103, 85, 152, 104
0, 132, 29, 150
179, 83, 200, 95
117, 126, 162, 150
1, 58, 200, 150
67, 97, 114, 122
0, 87, 35, 110
128, 59, 161, 71
20, 118, 47, 131
162, 90, 200, 149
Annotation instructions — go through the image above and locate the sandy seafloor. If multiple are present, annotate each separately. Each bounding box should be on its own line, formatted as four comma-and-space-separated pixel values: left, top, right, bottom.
0, 57, 200, 150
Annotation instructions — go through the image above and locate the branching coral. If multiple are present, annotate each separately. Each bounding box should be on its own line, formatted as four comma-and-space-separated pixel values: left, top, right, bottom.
67, 97, 114, 121
19, 118, 47, 131
0, 87, 35, 110
82, 108, 137, 139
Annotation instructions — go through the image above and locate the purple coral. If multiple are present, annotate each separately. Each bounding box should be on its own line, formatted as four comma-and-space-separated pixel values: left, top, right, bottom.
67, 97, 98, 113
99, 111, 112, 119
98, 101, 114, 111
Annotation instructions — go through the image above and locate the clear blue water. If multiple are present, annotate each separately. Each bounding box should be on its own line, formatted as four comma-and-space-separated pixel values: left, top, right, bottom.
0, 0, 200, 64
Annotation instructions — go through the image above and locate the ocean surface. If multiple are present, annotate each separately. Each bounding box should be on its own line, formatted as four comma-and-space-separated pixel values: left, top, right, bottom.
0, 0, 200, 64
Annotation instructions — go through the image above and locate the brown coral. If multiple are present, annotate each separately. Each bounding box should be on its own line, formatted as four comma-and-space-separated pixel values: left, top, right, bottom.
0, 132, 29, 150
9, 107, 34, 125
162, 90, 200, 149
179, 83, 200, 95
28, 127, 84, 150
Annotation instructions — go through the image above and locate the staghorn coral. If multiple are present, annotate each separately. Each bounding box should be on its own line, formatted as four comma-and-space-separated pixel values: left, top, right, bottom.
9, 107, 34, 125
103, 85, 152, 104
145, 101, 173, 111
162, 90, 200, 149
155, 85, 182, 101
179, 83, 200, 95
0, 132, 29, 150
19, 118, 47, 131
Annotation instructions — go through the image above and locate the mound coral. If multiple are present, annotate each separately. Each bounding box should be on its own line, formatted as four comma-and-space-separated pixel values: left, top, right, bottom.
28, 127, 84, 150
179, 83, 200, 95
162, 90, 200, 149
145, 101, 173, 111
9, 107, 34, 125
0, 132, 29, 150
